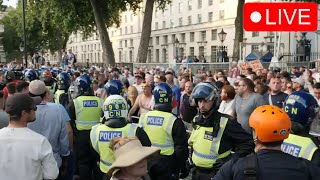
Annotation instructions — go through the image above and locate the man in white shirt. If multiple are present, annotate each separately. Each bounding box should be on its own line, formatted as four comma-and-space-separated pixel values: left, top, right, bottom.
0, 93, 59, 180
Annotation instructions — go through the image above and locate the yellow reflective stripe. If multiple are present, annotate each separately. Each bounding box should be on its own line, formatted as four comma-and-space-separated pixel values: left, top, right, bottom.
128, 124, 137, 136
74, 99, 81, 121
302, 142, 317, 160
90, 125, 100, 154
210, 117, 228, 155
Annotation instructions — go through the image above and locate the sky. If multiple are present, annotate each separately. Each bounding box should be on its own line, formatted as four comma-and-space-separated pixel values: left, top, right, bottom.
3, 0, 17, 8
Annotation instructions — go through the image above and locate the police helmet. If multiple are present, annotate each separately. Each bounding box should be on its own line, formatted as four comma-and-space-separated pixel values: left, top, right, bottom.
104, 80, 124, 96
5, 71, 15, 82
57, 72, 71, 90
284, 91, 319, 127
103, 95, 128, 120
191, 82, 220, 110
24, 69, 39, 82
74, 74, 93, 97
153, 82, 172, 109
68, 85, 76, 100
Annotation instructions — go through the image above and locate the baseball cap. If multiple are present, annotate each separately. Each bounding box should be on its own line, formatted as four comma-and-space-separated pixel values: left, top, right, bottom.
292, 77, 305, 87
5, 93, 41, 116
29, 80, 47, 96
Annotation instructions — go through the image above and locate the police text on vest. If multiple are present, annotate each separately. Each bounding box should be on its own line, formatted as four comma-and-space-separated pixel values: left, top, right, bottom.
147, 116, 164, 126
99, 131, 122, 142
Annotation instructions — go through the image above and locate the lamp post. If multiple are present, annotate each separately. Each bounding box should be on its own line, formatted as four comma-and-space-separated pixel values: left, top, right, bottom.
218, 28, 227, 62
174, 38, 179, 61
22, 0, 27, 67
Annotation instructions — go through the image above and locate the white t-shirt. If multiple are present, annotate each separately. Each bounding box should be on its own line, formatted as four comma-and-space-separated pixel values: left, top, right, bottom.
218, 99, 235, 116
0, 127, 59, 180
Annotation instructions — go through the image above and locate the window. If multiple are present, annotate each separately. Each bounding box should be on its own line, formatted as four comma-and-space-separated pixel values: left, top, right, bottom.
190, 47, 195, 56
119, 51, 122, 61
188, 16, 192, 25
98, 52, 100, 62
211, 29, 217, 40
208, 12, 213, 22
149, 37, 153, 46
171, 34, 176, 43
130, 14, 133, 21
130, 51, 133, 62
111, 31, 114, 37
251, 45, 259, 52
198, 0, 202, 9
164, 35, 168, 44
267, 45, 274, 53
188, 0, 192, 10
156, 36, 160, 45
130, 39, 133, 47
120, 28, 122, 35
94, 44, 96, 50
181, 33, 186, 43
200, 31, 206, 41
178, 3, 182, 13
179, 17, 183, 26
125, 15, 127, 23
209, 0, 213, 6
190, 32, 195, 42
125, 40, 127, 47
170, 4, 173, 15
170, 19, 174, 28
219, 10, 225, 19
155, 9, 158, 18
211, 46, 218, 62
130, 26, 133, 34
162, 21, 166, 29
156, 49, 160, 62
125, 27, 128, 34
252, 32, 259, 37
199, 46, 205, 56
155, 22, 159, 30
198, 14, 202, 23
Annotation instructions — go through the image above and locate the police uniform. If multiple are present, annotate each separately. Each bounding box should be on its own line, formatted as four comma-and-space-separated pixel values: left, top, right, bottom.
213, 149, 320, 180
189, 112, 254, 180
68, 95, 102, 180
44, 79, 56, 94
139, 110, 189, 180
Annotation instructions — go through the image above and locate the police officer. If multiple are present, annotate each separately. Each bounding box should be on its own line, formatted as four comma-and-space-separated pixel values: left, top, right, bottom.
213, 105, 320, 180
55, 72, 72, 108
283, 91, 320, 166
139, 82, 189, 180
90, 95, 151, 179
42, 69, 56, 94
67, 74, 103, 180
103, 79, 124, 99
24, 69, 39, 82
189, 82, 254, 180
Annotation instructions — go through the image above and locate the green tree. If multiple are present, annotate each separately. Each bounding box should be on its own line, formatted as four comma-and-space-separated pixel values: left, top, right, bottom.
0, 8, 21, 61
136, 0, 171, 63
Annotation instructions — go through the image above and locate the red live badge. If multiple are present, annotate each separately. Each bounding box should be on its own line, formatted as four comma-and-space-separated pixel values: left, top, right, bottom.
244, 2, 318, 32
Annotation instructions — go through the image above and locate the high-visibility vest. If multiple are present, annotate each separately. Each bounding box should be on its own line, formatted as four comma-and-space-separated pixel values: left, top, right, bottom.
90, 123, 138, 173
282, 134, 318, 160
54, 89, 65, 104
189, 117, 231, 168
73, 96, 102, 131
139, 110, 176, 156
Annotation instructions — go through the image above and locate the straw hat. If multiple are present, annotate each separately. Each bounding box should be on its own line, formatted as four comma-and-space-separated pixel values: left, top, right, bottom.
107, 138, 160, 175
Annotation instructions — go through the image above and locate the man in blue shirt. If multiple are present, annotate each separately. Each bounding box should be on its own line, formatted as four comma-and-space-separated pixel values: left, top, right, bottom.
27, 80, 70, 172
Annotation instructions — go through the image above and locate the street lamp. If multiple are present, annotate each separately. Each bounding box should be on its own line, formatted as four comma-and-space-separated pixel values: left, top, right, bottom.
174, 38, 179, 60
218, 29, 227, 62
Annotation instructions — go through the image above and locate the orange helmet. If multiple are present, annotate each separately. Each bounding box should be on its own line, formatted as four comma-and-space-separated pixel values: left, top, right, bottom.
249, 105, 291, 143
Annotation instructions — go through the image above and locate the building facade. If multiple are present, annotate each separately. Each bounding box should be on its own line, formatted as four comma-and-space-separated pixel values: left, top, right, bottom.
66, 0, 320, 64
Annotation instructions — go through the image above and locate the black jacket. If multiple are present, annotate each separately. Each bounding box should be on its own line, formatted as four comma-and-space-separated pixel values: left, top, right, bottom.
213, 149, 320, 180
192, 111, 254, 169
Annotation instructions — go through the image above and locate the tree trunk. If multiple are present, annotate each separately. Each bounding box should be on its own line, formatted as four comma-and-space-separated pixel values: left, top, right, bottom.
136, 0, 155, 63
232, 0, 245, 62
89, 0, 115, 66
62, 34, 69, 51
